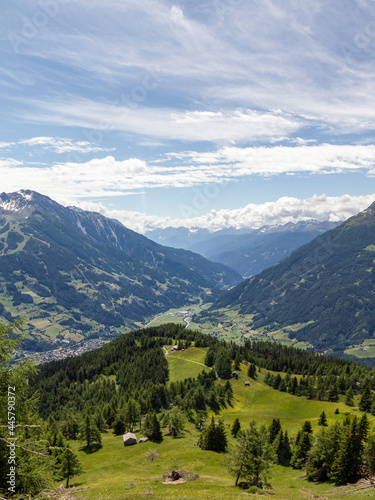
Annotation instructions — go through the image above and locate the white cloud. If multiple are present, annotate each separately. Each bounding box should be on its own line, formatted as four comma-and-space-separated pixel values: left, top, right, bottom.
73, 193, 375, 233
23, 103, 303, 144
1, 144, 375, 203
18, 137, 112, 154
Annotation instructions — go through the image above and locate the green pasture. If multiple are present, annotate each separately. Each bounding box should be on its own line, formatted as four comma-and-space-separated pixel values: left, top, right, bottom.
67, 346, 374, 500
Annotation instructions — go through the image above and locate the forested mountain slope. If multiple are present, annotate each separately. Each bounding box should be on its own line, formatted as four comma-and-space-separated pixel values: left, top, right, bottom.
212, 201, 375, 352
0, 190, 240, 349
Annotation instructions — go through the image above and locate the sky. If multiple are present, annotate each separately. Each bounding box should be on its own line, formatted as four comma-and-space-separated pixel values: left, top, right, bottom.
1, 0, 375, 233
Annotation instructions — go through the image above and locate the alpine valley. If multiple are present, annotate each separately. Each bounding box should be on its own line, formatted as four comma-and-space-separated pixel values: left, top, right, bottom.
0, 190, 241, 354
2, 192, 375, 500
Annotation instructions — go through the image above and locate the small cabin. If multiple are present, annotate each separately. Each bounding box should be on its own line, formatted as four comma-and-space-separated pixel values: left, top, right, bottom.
244, 381, 251, 386
231, 371, 239, 379
123, 432, 137, 446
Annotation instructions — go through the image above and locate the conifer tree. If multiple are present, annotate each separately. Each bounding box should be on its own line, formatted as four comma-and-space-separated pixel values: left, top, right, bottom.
290, 427, 313, 469
0, 320, 54, 497
306, 422, 342, 482
199, 416, 228, 452
331, 414, 369, 484
273, 430, 292, 466
364, 433, 375, 476
79, 414, 102, 449
345, 388, 355, 407
234, 353, 241, 371
359, 386, 373, 413
268, 418, 281, 444
247, 363, 257, 379
124, 398, 141, 432
215, 348, 232, 379
59, 446, 83, 488
318, 411, 328, 426
144, 409, 162, 441
231, 418, 241, 438
165, 407, 185, 437
226, 421, 274, 488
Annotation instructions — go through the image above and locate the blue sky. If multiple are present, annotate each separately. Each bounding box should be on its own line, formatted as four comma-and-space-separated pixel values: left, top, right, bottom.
1, 0, 375, 232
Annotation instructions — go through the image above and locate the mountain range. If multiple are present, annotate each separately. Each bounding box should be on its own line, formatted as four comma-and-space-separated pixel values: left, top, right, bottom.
0, 190, 240, 350
209, 201, 375, 353
146, 221, 340, 278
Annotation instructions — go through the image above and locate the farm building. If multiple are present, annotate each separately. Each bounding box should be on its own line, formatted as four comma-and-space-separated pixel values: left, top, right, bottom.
123, 432, 137, 446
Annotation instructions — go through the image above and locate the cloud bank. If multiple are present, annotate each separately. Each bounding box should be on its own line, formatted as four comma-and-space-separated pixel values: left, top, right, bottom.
75, 193, 375, 233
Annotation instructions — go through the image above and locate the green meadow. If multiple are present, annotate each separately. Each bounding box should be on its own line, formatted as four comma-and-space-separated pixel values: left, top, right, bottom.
67, 347, 374, 500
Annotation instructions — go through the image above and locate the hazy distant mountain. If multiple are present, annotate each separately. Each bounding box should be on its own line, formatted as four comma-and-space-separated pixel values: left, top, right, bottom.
146, 221, 340, 277
0, 190, 241, 350
210, 201, 375, 352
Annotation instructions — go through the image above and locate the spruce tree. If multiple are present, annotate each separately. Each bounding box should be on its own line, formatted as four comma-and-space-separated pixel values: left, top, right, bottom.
268, 418, 281, 444
247, 363, 257, 379
359, 386, 373, 413
144, 410, 163, 441
199, 416, 228, 452
345, 387, 355, 406
290, 429, 313, 469
79, 414, 102, 449
331, 414, 369, 484
306, 422, 342, 482
273, 430, 292, 466
318, 411, 328, 426
231, 418, 241, 438
215, 348, 232, 379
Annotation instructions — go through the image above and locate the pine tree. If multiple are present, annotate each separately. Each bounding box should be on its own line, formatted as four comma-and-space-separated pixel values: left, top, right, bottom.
0, 320, 54, 497
345, 387, 355, 406
290, 429, 313, 469
144, 410, 163, 441
273, 430, 292, 466
165, 407, 185, 437
226, 421, 274, 488
124, 398, 141, 431
318, 411, 328, 427
306, 422, 342, 482
204, 347, 216, 367
79, 414, 102, 449
247, 363, 257, 379
215, 348, 232, 379
268, 418, 281, 444
359, 386, 373, 413
234, 353, 241, 371
59, 446, 83, 488
231, 418, 241, 438
331, 414, 369, 484
302, 421, 313, 434
364, 433, 375, 476
199, 416, 227, 452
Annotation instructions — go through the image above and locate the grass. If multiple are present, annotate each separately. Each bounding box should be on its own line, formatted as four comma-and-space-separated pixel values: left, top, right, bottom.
64, 346, 374, 500
167, 347, 208, 383
345, 338, 375, 359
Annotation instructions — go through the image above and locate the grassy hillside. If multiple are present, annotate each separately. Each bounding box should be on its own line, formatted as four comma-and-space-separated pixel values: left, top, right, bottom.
67, 347, 373, 500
